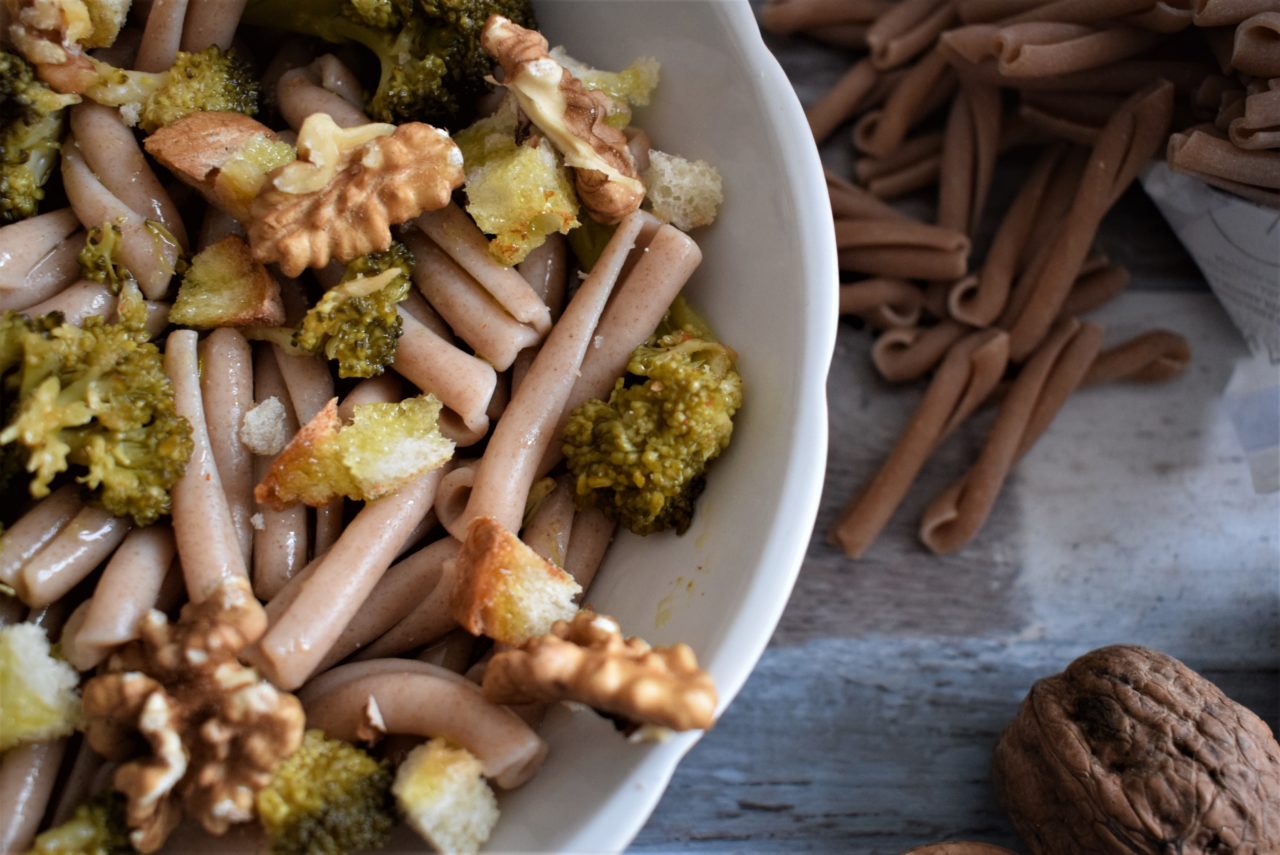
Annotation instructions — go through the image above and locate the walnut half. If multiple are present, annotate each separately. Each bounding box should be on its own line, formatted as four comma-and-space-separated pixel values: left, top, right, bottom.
993, 645, 1280, 854
482, 610, 717, 732
82, 577, 304, 853
248, 121, 464, 276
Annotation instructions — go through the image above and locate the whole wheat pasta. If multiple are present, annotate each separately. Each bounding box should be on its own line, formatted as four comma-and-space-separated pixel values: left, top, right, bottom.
135, 0, 190, 72
393, 309, 498, 433
180, 0, 247, 50
523, 476, 576, 566
1123, 3, 1194, 33
808, 23, 872, 49
1019, 91, 1126, 145
831, 329, 1010, 557
402, 231, 541, 371
539, 223, 703, 477
949, 55, 1213, 93
0, 209, 83, 310
1169, 125, 1280, 191
23, 280, 115, 324
949, 144, 1065, 327
562, 504, 616, 592
271, 345, 343, 554
867, 151, 945, 198
1193, 0, 1276, 26
350, 546, 461, 661
317, 536, 461, 671
1216, 87, 1248, 132
457, 211, 645, 535
249, 468, 441, 690
298, 659, 548, 788
512, 234, 569, 393
867, 0, 957, 70
16, 505, 131, 608
922, 278, 952, 319
70, 103, 188, 248
62, 525, 176, 671
1005, 82, 1173, 361
415, 204, 553, 334
1229, 88, 1280, 150
436, 408, 490, 448
920, 319, 1103, 553
199, 329, 254, 564
759, 0, 892, 34
852, 131, 943, 185
1084, 329, 1191, 385
278, 55, 372, 131
939, 79, 1002, 234
251, 344, 309, 601
956, 0, 1046, 22
1002, 0, 1164, 25
941, 22, 1165, 78
434, 462, 476, 540
165, 329, 251, 601
835, 219, 971, 280
1060, 262, 1130, 317
857, 47, 957, 158
872, 319, 973, 383
807, 58, 881, 145
399, 287, 452, 338
61, 141, 179, 300
418, 630, 476, 674
1232, 12, 1280, 78
47, 734, 111, 827
0, 486, 83, 588
827, 168, 911, 219
840, 278, 925, 328
0, 739, 68, 854
337, 375, 403, 420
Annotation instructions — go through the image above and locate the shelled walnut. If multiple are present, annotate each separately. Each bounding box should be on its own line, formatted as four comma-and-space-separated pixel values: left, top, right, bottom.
993, 645, 1280, 855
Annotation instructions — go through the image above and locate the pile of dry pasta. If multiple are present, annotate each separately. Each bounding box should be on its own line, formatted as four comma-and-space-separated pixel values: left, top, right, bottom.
761, 0, 1277, 557
0, 4, 728, 853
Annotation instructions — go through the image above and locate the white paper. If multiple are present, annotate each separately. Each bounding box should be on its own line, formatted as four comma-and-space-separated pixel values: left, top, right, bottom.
1141, 163, 1280, 493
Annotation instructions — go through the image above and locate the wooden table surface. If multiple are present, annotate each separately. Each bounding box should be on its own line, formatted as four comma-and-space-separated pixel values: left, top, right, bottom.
631, 12, 1280, 854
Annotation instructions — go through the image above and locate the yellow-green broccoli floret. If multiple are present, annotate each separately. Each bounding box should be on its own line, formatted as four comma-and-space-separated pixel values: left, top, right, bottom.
562, 297, 742, 535
76, 46, 258, 133
1, 50, 80, 223
255, 393, 455, 508
241, 0, 534, 128
77, 221, 133, 292
293, 244, 414, 379
456, 99, 579, 265
393, 738, 499, 855
549, 48, 659, 128
256, 729, 394, 855
0, 622, 82, 751
25, 793, 131, 855
0, 285, 194, 525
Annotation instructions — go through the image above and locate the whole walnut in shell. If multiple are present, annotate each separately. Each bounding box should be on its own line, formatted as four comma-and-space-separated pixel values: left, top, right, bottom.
993, 645, 1280, 854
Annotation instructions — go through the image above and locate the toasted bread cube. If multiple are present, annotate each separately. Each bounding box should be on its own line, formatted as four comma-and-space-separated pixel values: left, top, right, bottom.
170, 236, 286, 329
642, 150, 723, 231
450, 516, 581, 646
393, 739, 499, 855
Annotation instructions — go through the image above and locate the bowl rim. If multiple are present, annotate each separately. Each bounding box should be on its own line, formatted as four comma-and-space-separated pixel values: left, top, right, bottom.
574, 1, 839, 849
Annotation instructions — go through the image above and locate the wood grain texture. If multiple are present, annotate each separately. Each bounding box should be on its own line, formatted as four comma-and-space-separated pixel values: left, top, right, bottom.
632, 10, 1280, 853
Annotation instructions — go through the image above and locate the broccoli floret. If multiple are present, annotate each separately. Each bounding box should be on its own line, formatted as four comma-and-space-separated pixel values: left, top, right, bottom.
241, 0, 535, 127
1, 51, 79, 223
0, 622, 82, 751
76, 46, 258, 133
455, 98, 579, 265
0, 285, 194, 525
25, 793, 131, 855
562, 297, 742, 535
255, 393, 454, 508
77, 221, 134, 292
256, 729, 395, 855
393, 738, 499, 855
293, 245, 413, 378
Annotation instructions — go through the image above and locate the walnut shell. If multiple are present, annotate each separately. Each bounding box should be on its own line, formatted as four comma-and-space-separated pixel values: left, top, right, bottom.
993, 645, 1280, 854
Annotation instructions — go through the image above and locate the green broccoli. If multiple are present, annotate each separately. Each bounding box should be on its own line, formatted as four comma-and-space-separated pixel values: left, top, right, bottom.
0, 621, 82, 752
240, 0, 535, 127
1, 50, 79, 223
24, 793, 131, 855
256, 729, 395, 855
0, 284, 194, 526
562, 297, 742, 536
77, 221, 133, 292
293, 243, 414, 379
76, 46, 258, 133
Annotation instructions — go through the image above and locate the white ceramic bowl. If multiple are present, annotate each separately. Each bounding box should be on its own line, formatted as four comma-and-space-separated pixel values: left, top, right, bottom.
483, 2, 837, 851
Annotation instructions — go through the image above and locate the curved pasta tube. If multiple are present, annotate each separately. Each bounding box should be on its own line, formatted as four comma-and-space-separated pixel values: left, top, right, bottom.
0, 209, 83, 311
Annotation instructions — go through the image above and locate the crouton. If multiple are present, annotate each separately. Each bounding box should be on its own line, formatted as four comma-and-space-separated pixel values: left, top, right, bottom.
450, 516, 581, 646
393, 739, 499, 855
642, 150, 723, 231
169, 236, 286, 329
